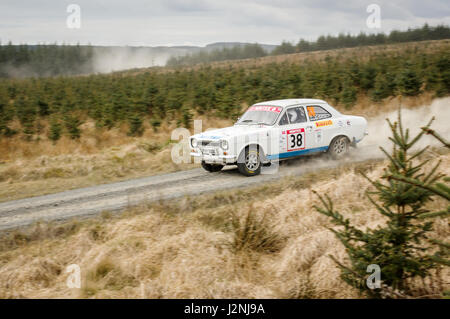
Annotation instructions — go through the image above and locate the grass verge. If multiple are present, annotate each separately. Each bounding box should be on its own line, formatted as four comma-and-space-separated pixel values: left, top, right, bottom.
0, 151, 448, 299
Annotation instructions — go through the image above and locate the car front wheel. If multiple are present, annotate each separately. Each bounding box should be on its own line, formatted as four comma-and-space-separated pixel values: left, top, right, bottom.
237, 147, 261, 176
328, 136, 349, 159
201, 161, 224, 172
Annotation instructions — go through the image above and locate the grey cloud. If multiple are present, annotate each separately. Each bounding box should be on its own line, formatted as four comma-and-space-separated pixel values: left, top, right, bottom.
0, 0, 448, 46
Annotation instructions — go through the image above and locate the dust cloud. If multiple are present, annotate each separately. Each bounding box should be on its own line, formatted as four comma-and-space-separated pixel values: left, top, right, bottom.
91, 47, 172, 73
357, 97, 450, 160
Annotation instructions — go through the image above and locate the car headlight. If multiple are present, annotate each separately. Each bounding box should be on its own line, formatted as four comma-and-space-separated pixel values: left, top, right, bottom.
220, 139, 229, 150
191, 138, 198, 148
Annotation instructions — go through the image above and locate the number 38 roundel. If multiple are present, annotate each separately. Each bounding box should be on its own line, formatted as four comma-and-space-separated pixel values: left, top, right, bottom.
286, 128, 305, 151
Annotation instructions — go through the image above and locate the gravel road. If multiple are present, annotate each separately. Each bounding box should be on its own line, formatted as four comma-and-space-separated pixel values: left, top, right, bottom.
0, 151, 374, 231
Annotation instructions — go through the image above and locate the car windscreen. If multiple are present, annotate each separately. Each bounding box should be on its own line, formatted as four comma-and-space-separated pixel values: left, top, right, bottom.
236, 106, 282, 125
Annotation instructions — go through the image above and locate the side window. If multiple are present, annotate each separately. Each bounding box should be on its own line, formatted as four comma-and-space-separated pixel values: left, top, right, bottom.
286, 106, 307, 124
306, 105, 332, 121
279, 112, 289, 125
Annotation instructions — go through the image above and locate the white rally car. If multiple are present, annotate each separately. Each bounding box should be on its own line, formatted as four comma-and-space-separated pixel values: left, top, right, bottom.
190, 99, 368, 176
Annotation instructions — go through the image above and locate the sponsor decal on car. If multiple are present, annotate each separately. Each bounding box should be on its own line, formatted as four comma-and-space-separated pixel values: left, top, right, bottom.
286, 128, 305, 151
315, 119, 333, 127
315, 129, 322, 144
307, 106, 316, 117
248, 106, 282, 113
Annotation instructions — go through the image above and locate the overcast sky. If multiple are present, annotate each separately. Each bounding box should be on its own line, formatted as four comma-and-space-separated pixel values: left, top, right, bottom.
1, 0, 449, 46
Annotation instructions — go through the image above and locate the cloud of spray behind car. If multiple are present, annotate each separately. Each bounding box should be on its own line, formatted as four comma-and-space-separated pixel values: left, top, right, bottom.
356, 97, 450, 160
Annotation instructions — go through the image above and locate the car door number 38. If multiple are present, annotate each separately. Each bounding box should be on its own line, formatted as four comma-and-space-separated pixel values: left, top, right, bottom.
286, 128, 305, 151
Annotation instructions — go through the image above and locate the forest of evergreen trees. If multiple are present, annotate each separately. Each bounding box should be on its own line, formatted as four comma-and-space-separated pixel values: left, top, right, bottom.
166, 43, 268, 66
0, 44, 95, 78
167, 24, 450, 66
0, 41, 448, 141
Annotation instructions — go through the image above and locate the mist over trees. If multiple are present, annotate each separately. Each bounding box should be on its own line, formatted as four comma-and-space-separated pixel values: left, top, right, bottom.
0, 41, 448, 140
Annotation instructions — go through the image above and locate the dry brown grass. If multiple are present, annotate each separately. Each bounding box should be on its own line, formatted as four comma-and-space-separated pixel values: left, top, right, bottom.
0, 151, 447, 299
0, 115, 233, 202
343, 91, 436, 117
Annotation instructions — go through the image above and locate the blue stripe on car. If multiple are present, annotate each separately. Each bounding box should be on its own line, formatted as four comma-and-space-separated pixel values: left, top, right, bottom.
266, 146, 329, 160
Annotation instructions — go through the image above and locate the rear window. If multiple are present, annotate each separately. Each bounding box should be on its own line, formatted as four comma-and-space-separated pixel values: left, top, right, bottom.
306, 105, 332, 121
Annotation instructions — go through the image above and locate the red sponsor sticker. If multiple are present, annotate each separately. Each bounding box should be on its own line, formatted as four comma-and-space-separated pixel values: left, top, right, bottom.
249, 105, 282, 113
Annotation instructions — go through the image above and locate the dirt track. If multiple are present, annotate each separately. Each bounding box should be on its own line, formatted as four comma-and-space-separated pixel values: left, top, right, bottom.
0, 151, 373, 231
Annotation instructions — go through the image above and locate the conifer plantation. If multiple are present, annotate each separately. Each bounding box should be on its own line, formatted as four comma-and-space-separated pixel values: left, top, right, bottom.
0, 40, 449, 141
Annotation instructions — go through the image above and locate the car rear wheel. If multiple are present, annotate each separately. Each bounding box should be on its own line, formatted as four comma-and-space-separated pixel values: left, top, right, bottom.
201, 161, 224, 172
328, 136, 349, 159
237, 147, 261, 176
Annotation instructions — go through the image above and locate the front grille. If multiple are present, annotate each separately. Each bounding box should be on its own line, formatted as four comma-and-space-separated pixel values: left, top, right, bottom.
200, 140, 220, 147
201, 148, 218, 156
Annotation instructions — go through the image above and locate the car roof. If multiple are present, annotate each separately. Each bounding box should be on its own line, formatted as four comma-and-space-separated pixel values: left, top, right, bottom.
253, 98, 327, 108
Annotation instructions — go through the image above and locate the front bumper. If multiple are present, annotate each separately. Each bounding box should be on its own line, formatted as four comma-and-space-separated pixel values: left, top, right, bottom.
190, 151, 237, 164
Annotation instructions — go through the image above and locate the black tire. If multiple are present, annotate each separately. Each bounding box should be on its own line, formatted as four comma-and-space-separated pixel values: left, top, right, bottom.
328, 136, 349, 159
201, 161, 224, 172
237, 147, 261, 176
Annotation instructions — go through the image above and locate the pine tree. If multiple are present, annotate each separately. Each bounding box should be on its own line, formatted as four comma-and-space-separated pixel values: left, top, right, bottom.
314, 111, 448, 298
181, 106, 193, 129
127, 113, 143, 136
371, 72, 396, 102
386, 122, 449, 210
64, 114, 81, 139
340, 77, 357, 109
48, 119, 62, 142
0, 91, 11, 135
15, 95, 36, 140
37, 99, 50, 116
385, 123, 450, 272
271, 41, 296, 55
397, 64, 422, 96
150, 117, 161, 132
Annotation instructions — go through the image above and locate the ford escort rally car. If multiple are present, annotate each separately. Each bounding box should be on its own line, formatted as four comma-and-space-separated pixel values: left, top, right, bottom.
190, 99, 368, 176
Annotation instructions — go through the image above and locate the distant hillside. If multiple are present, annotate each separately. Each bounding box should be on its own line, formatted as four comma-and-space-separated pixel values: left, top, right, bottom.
166, 24, 450, 67
205, 42, 277, 52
